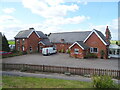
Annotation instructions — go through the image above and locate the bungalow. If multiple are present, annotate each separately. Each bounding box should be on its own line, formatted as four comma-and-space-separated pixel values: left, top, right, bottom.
14, 28, 52, 53
49, 26, 110, 59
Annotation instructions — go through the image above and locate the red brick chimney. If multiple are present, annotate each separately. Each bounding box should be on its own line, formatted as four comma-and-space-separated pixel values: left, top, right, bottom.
105, 26, 111, 44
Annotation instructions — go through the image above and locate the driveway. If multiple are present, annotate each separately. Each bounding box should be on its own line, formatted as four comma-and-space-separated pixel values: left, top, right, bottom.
2, 53, 119, 70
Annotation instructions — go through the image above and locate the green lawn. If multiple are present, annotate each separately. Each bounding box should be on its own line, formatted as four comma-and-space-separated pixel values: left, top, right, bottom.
8, 40, 15, 45
2, 76, 92, 88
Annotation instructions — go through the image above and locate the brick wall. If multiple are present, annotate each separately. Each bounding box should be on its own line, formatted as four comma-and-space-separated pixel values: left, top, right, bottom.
53, 43, 71, 52
85, 32, 108, 59
70, 44, 86, 59
15, 31, 41, 53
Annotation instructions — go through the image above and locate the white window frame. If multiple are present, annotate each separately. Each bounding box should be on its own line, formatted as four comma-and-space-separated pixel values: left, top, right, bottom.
90, 47, 98, 53
40, 46, 43, 50
30, 46, 32, 52
74, 48, 79, 54
22, 46, 25, 51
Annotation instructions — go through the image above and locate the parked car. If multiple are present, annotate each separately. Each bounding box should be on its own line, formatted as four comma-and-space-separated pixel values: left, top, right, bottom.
42, 47, 57, 56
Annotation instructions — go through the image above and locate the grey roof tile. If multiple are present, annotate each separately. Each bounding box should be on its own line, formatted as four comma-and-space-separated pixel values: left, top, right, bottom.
76, 41, 89, 50
39, 39, 53, 46
36, 31, 47, 39
14, 29, 33, 38
14, 28, 47, 39
49, 31, 91, 43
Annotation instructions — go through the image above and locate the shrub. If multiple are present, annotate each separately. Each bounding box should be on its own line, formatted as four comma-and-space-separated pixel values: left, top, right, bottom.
12, 50, 19, 53
85, 53, 97, 58
58, 50, 61, 53
2, 51, 23, 58
66, 49, 70, 54
61, 49, 65, 53
22, 51, 27, 55
92, 75, 116, 88
100, 50, 105, 59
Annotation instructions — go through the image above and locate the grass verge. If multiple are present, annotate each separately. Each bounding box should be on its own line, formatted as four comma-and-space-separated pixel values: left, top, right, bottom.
2, 76, 92, 88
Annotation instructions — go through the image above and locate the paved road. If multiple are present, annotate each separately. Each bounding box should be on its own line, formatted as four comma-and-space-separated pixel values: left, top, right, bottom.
1, 71, 119, 84
2, 53, 119, 70
2, 71, 91, 82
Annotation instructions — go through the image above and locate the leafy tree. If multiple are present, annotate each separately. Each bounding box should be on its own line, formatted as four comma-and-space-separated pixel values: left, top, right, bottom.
2, 34, 10, 52
116, 41, 118, 45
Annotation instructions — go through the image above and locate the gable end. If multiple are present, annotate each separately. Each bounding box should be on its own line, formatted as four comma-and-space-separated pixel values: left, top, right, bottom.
83, 29, 108, 45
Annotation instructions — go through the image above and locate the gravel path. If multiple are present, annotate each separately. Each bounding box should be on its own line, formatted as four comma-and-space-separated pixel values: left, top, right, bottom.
2, 53, 119, 70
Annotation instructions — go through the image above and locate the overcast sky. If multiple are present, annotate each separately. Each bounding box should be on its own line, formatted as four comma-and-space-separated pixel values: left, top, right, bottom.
0, 0, 118, 40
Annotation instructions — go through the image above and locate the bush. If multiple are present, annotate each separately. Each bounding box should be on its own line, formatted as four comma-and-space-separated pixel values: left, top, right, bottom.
92, 75, 116, 88
2, 51, 23, 58
100, 50, 105, 59
58, 50, 61, 53
85, 53, 97, 58
61, 49, 65, 53
12, 50, 19, 53
22, 51, 27, 55
66, 49, 70, 54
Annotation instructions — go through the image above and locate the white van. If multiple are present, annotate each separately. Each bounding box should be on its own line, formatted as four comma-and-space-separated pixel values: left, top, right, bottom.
42, 47, 57, 56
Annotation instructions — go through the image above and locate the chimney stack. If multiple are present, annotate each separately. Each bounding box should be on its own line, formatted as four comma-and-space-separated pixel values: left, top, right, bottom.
29, 27, 34, 30
105, 26, 111, 44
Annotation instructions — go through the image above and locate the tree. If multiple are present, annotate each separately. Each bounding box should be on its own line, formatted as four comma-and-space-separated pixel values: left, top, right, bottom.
2, 34, 10, 52
116, 41, 118, 45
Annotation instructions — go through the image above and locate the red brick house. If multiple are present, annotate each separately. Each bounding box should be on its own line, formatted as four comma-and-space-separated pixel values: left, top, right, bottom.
15, 28, 52, 53
49, 26, 110, 59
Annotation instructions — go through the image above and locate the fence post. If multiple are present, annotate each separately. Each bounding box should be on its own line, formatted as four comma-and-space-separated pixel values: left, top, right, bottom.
43, 65, 44, 72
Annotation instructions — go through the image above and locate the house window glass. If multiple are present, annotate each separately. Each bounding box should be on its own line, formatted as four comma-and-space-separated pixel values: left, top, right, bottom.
22, 45, 24, 51
90, 47, 98, 53
40, 46, 43, 50
74, 48, 79, 54
17, 40, 20, 45
22, 39, 25, 45
30, 47, 32, 52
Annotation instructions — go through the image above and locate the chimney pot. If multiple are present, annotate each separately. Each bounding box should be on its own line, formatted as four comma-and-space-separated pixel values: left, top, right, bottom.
29, 27, 34, 30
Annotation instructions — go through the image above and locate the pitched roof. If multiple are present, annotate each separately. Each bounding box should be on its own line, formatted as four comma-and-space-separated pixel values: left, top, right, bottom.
49, 31, 91, 44
15, 28, 47, 39
69, 41, 89, 50
39, 39, 53, 46
36, 31, 48, 39
95, 30, 110, 45
15, 29, 33, 38
84, 29, 110, 45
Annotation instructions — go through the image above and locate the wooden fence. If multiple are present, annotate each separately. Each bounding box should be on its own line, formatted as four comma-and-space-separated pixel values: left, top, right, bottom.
2, 63, 120, 79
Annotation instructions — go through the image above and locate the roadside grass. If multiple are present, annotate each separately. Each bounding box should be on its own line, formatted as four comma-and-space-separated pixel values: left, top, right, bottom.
8, 40, 15, 45
2, 76, 92, 88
